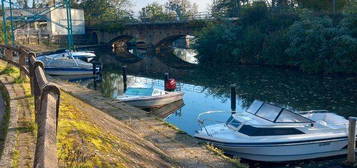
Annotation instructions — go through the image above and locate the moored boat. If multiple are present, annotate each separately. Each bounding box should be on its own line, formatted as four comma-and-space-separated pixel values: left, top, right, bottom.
37, 50, 96, 63
117, 87, 184, 108
195, 100, 352, 162
37, 52, 99, 76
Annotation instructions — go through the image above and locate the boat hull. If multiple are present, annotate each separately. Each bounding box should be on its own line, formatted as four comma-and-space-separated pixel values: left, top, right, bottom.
44, 68, 95, 76
120, 92, 184, 108
196, 136, 350, 162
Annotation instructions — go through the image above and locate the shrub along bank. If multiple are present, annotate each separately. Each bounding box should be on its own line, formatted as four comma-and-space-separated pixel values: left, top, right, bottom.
194, 2, 357, 74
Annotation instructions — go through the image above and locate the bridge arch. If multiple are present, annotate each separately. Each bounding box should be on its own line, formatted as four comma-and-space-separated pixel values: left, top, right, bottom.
155, 34, 187, 49
154, 34, 198, 69
109, 35, 135, 46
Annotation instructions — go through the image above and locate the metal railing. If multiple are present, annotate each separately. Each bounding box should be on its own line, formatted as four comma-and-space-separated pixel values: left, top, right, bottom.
0, 44, 59, 168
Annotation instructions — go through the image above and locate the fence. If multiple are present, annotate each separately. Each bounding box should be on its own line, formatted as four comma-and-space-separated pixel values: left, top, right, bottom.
0, 44, 60, 168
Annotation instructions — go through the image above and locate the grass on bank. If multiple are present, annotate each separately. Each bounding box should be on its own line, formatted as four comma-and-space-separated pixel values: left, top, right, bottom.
57, 92, 130, 167
0, 60, 174, 168
0, 60, 247, 168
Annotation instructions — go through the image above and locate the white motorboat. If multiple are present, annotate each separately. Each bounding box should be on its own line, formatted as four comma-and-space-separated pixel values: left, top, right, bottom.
117, 87, 184, 108
38, 50, 96, 63
195, 100, 352, 162
37, 52, 99, 76
71, 51, 96, 63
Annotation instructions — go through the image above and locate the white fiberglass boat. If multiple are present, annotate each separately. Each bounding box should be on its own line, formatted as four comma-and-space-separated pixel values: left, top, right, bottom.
117, 87, 184, 108
37, 52, 99, 76
38, 50, 96, 63
195, 100, 352, 162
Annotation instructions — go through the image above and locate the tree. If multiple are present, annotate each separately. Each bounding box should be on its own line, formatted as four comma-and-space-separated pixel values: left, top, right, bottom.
165, 0, 198, 20
295, 0, 349, 13
211, 0, 250, 17
139, 3, 172, 22
78, 0, 133, 25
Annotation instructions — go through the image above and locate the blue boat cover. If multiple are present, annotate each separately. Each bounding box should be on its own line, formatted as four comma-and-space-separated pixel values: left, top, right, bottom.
125, 88, 154, 96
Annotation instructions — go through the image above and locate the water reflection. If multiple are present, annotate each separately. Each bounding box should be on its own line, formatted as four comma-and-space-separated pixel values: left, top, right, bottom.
62, 46, 357, 167
83, 61, 357, 136
172, 48, 198, 64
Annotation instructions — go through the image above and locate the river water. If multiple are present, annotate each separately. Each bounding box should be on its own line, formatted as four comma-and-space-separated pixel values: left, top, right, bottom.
63, 47, 357, 167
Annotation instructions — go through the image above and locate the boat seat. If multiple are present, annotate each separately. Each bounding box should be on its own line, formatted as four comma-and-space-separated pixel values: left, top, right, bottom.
304, 113, 348, 129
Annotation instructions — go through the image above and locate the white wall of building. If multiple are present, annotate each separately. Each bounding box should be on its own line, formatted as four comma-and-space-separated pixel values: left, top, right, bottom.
49, 8, 85, 35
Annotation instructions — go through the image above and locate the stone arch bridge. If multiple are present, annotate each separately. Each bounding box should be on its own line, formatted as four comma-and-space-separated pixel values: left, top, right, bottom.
88, 21, 207, 50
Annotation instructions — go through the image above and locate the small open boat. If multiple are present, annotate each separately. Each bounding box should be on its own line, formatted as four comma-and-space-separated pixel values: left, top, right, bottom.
117, 87, 184, 108
195, 100, 352, 162
37, 52, 99, 76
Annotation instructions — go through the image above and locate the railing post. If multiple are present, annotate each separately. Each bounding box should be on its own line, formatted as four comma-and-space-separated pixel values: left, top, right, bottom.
122, 66, 127, 92
4, 48, 11, 60
33, 84, 60, 168
348, 117, 357, 163
19, 51, 26, 79
32, 61, 45, 122
28, 53, 36, 95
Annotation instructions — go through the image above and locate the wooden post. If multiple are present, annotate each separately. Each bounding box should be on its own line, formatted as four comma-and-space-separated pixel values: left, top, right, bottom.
4, 48, 13, 61
19, 51, 26, 79
92, 63, 96, 75
122, 66, 127, 92
230, 84, 236, 114
348, 117, 357, 163
33, 84, 60, 168
164, 73, 169, 91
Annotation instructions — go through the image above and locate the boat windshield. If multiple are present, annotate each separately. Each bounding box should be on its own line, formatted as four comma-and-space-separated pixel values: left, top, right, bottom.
247, 100, 313, 123
226, 116, 241, 130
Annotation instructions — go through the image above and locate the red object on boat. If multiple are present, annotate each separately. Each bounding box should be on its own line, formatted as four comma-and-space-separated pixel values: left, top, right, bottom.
165, 79, 176, 91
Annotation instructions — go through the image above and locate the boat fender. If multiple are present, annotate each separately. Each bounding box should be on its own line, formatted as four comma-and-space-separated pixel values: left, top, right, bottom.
165, 79, 176, 91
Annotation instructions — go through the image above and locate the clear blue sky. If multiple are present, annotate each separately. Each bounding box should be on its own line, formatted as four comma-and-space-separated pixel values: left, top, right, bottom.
131, 0, 212, 16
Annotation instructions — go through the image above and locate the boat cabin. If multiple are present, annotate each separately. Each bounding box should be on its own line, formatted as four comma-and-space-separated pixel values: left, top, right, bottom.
225, 100, 315, 136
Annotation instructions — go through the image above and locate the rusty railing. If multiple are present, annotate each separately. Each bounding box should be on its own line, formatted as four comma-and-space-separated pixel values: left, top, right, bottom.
0, 44, 60, 168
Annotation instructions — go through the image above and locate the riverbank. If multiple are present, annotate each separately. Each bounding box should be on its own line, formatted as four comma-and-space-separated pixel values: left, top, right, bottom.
0, 56, 244, 167
0, 60, 175, 167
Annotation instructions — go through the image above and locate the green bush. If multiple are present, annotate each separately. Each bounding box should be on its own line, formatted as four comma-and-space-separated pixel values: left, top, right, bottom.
194, 2, 357, 74
286, 13, 357, 73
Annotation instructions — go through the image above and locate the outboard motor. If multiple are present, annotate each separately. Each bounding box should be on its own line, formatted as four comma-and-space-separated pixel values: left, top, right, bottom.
164, 73, 176, 91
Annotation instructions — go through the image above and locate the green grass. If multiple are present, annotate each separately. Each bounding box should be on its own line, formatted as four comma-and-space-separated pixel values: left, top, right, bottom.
57, 92, 130, 167
0, 62, 21, 80
10, 148, 19, 168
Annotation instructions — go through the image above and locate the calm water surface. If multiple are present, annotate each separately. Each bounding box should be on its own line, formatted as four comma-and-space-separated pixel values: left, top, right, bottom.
65, 47, 357, 168
73, 47, 357, 135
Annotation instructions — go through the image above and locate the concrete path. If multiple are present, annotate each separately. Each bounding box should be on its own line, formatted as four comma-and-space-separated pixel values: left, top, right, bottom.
0, 75, 35, 168
53, 79, 239, 168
